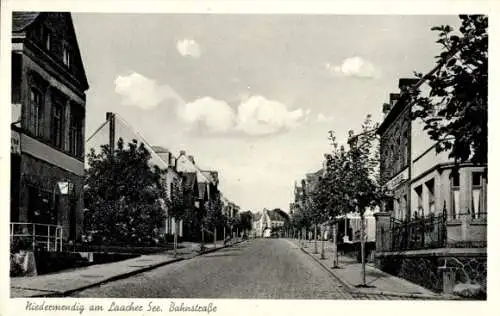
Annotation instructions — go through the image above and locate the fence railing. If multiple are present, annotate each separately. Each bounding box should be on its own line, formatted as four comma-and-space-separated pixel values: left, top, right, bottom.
390, 213, 447, 251
10, 222, 63, 252
448, 210, 488, 221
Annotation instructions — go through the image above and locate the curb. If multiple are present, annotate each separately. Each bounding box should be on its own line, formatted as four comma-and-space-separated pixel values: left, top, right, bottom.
29, 257, 185, 297
25, 240, 248, 297
292, 240, 450, 300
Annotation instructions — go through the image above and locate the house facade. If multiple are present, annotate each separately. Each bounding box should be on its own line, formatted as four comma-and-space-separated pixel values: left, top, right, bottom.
377, 79, 417, 221
251, 213, 263, 238
11, 12, 89, 248
374, 77, 487, 294
151, 146, 184, 238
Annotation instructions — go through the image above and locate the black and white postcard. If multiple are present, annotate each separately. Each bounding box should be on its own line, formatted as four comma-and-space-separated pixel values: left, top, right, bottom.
0, 0, 496, 315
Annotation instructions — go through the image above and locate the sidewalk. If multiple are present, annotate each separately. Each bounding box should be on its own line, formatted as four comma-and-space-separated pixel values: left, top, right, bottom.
289, 239, 455, 300
11, 239, 244, 298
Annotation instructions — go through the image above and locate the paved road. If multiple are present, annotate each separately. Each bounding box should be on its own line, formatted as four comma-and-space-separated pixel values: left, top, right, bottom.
72, 239, 400, 299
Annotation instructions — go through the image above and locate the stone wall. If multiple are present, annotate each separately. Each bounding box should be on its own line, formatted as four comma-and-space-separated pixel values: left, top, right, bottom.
376, 249, 486, 295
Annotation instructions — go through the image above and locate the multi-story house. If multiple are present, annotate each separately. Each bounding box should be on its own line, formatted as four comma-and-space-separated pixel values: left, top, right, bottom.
175, 150, 222, 240
151, 146, 184, 238
11, 12, 89, 249
377, 79, 417, 220
374, 77, 487, 294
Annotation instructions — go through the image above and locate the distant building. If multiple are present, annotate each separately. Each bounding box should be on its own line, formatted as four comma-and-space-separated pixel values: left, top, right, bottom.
251, 212, 263, 238
151, 146, 184, 238
10, 12, 89, 248
251, 209, 289, 237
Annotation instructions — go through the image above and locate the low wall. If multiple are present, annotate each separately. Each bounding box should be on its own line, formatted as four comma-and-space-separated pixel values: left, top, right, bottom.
339, 242, 376, 263
375, 248, 486, 296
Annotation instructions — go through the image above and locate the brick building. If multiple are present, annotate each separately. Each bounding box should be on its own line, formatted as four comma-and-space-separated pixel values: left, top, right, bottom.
11, 12, 89, 246
377, 79, 417, 220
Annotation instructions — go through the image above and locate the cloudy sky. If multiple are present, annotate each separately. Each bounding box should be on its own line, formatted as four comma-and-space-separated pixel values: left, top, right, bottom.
74, 14, 460, 213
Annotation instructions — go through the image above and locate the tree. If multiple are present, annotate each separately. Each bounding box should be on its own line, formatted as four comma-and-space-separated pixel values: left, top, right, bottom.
343, 115, 383, 286
312, 115, 383, 276
165, 180, 185, 255
84, 138, 168, 245
203, 196, 225, 244
410, 15, 488, 164
239, 211, 253, 235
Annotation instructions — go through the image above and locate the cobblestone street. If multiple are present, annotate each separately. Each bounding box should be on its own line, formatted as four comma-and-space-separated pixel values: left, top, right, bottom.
71, 239, 418, 299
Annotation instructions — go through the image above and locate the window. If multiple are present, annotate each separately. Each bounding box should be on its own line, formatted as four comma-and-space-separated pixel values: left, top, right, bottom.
69, 107, 83, 157
394, 198, 400, 219
426, 179, 435, 215
450, 172, 460, 219
28, 186, 56, 225
415, 185, 423, 216
51, 101, 64, 149
472, 172, 485, 219
29, 88, 44, 137
63, 43, 71, 67
401, 195, 407, 220
42, 27, 51, 51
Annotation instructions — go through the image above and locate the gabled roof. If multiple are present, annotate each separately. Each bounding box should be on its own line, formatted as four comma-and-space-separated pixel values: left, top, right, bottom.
202, 170, 219, 185
12, 12, 40, 31
267, 209, 288, 222
152, 146, 170, 154
12, 12, 89, 91
252, 213, 262, 221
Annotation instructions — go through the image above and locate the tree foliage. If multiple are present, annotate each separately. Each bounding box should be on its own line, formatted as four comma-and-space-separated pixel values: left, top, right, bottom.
291, 115, 383, 231
410, 15, 488, 164
84, 138, 167, 244
239, 211, 253, 232
203, 195, 224, 230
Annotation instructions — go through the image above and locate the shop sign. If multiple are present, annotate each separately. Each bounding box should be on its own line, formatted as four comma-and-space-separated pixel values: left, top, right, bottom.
385, 168, 409, 191
11, 131, 21, 154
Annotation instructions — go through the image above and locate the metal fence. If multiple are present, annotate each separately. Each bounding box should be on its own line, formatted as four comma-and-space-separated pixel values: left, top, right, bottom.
390, 213, 447, 251
10, 222, 63, 252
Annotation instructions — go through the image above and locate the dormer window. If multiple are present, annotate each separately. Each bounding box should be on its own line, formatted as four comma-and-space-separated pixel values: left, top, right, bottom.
63, 43, 71, 67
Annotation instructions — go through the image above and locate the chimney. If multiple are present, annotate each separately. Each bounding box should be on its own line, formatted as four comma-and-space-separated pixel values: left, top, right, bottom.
382, 103, 392, 115
398, 78, 419, 92
188, 155, 195, 164
389, 93, 400, 106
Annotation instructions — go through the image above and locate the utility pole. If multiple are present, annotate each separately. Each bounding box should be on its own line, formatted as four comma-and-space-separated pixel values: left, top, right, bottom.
106, 112, 116, 201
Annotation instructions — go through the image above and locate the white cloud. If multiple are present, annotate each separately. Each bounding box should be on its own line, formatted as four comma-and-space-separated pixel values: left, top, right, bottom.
176, 38, 201, 58
181, 97, 236, 133
326, 57, 376, 78
235, 96, 307, 136
317, 113, 334, 122
114, 73, 167, 110
114, 73, 187, 110
178, 95, 309, 136
113, 73, 309, 136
